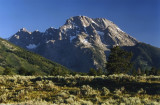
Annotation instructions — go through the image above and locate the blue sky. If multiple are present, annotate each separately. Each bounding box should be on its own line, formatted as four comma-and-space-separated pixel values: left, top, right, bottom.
0, 0, 160, 47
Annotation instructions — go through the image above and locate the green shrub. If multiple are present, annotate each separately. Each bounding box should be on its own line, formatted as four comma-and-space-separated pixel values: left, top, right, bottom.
2, 68, 13, 75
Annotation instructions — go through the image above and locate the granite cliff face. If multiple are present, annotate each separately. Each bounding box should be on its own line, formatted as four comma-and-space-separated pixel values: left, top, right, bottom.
9, 16, 138, 72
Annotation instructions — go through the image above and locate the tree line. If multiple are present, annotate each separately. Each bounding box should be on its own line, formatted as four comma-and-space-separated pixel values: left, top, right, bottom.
88, 46, 160, 76
2, 46, 160, 76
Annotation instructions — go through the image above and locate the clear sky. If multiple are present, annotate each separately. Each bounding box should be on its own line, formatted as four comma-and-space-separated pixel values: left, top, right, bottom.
0, 0, 160, 47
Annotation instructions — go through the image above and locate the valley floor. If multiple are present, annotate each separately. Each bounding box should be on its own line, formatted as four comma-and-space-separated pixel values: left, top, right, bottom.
0, 74, 160, 105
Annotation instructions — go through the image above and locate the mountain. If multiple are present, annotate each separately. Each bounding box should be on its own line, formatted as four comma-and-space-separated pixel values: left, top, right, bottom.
0, 38, 70, 75
123, 43, 160, 71
9, 16, 139, 72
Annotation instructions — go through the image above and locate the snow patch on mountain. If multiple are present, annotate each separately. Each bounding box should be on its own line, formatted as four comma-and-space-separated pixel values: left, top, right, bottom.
80, 38, 92, 48
96, 31, 104, 36
70, 36, 77, 42
84, 27, 88, 34
26, 44, 38, 49
82, 39, 89, 44
116, 27, 124, 32
14, 35, 20, 39
46, 40, 55, 44
91, 20, 99, 26
63, 25, 72, 31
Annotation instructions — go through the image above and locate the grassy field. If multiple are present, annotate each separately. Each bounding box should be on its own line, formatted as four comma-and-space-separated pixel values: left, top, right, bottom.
0, 74, 160, 105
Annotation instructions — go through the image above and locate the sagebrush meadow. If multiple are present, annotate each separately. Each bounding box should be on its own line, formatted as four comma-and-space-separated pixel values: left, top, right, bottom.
0, 74, 159, 104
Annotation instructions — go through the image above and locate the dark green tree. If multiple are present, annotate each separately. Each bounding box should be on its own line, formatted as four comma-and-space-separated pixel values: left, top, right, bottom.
157, 70, 160, 75
50, 67, 59, 76
3, 68, 13, 75
149, 67, 157, 75
50, 67, 68, 76
97, 68, 103, 76
18, 67, 28, 75
88, 68, 97, 76
106, 46, 133, 75
137, 68, 142, 75
145, 69, 149, 76
25, 70, 37, 75
27, 70, 37, 76
131, 68, 137, 76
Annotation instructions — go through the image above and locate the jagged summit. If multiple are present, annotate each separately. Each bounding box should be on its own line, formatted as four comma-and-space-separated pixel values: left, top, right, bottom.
9, 16, 139, 72
64, 16, 115, 30
17, 28, 32, 35
65, 16, 93, 25
18, 28, 30, 33
45, 27, 56, 32
32, 30, 41, 33
19, 27, 27, 32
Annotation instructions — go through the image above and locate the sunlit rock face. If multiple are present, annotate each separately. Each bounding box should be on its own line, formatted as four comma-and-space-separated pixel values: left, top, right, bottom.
9, 16, 138, 72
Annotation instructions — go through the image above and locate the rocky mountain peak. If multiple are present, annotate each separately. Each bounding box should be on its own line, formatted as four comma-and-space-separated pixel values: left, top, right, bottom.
19, 27, 27, 31
8, 16, 139, 72
65, 16, 99, 28
32, 30, 41, 34
45, 27, 56, 33
66, 16, 116, 28
18, 28, 31, 34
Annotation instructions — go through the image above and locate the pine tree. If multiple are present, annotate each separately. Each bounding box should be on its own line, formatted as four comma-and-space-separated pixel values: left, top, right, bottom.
150, 67, 157, 75
18, 67, 28, 75
132, 69, 137, 76
145, 69, 149, 76
106, 46, 133, 75
97, 68, 103, 76
3, 68, 13, 75
88, 68, 97, 76
137, 68, 141, 75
